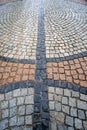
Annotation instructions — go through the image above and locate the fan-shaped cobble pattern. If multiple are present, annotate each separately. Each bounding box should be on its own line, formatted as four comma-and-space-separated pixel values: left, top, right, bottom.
44, 0, 87, 58
0, 0, 38, 60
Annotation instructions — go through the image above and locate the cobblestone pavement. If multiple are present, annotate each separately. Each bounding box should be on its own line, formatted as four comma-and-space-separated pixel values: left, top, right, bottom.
0, 0, 87, 129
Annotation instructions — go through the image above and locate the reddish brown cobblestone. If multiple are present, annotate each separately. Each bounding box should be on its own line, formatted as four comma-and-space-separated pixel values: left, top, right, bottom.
69, 0, 87, 4
0, 61, 36, 86
0, 0, 16, 5
47, 57, 87, 87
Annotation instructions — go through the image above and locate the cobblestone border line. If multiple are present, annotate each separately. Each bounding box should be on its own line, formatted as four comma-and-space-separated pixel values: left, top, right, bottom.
0, 80, 35, 93
0, 56, 35, 64
47, 80, 87, 95
47, 51, 87, 62
33, 0, 49, 129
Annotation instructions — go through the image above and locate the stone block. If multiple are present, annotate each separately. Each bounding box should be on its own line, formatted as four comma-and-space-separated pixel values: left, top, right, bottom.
77, 100, 87, 110
1, 101, 8, 109
64, 89, 71, 97
17, 97, 24, 105
70, 108, 77, 117
80, 94, 87, 101
0, 119, 8, 129
83, 121, 87, 128
56, 88, 63, 95
49, 101, 55, 110
55, 102, 61, 111
62, 105, 69, 114
55, 112, 65, 123
13, 89, 20, 97
78, 110, 85, 119
5, 91, 12, 100
69, 98, 76, 107
10, 107, 17, 117
9, 98, 16, 108
48, 87, 55, 93
62, 97, 68, 105
72, 91, 79, 98
75, 118, 82, 129
21, 88, 27, 96
66, 116, 73, 127
0, 94, 4, 101
2, 109, 9, 119
26, 105, 33, 114
28, 88, 34, 95
18, 105, 25, 116
48, 93, 54, 100
17, 116, 24, 126
25, 95, 34, 104
25, 115, 32, 125
9, 116, 17, 126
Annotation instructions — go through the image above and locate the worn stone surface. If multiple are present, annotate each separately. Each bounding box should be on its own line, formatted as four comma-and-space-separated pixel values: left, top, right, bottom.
75, 118, 83, 129
0, 0, 87, 129
66, 116, 73, 126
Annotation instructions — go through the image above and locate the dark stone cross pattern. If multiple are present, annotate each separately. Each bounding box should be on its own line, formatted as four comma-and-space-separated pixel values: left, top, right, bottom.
0, 0, 87, 129
33, 0, 49, 129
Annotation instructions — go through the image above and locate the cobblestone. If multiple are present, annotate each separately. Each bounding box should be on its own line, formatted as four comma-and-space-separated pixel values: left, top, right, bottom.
66, 116, 73, 126
0, 0, 87, 129
75, 118, 83, 129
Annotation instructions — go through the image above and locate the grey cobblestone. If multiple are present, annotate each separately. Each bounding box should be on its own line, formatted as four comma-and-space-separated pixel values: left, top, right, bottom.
70, 108, 77, 117
18, 105, 25, 116
25, 115, 32, 125
10, 107, 17, 117
80, 94, 87, 102
2, 109, 9, 119
48, 87, 55, 93
64, 89, 71, 97
56, 88, 63, 95
13, 89, 21, 97
49, 93, 54, 100
5, 92, 12, 100
66, 116, 73, 127
69, 97, 76, 107
62, 105, 69, 114
26, 105, 33, 114
17, 97, 24, 105
55, 112, 65, 123
25, 95, 34, 104
72, 91, 79, 98
28, 88, 34, 95
9, 116, 17, 126
49, 101, 55, 110
62, 97, 68, 105
68, 127, 74, 130
1, 101, 8, 109
0, 119, 8, 130
9, 98, 16, 108
21, 88, 27, 96
17, 116, 24, 126
78, 110, 85, 119
0, 94, 4, 101
55, 102, 61, 111
83, 121, 87, 129
77, 100, 87, 110
75, 118, 83, 129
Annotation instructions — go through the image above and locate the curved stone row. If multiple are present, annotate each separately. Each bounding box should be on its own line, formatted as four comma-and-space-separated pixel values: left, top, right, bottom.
0, 0, 38, 60
44, 0, 87, 59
